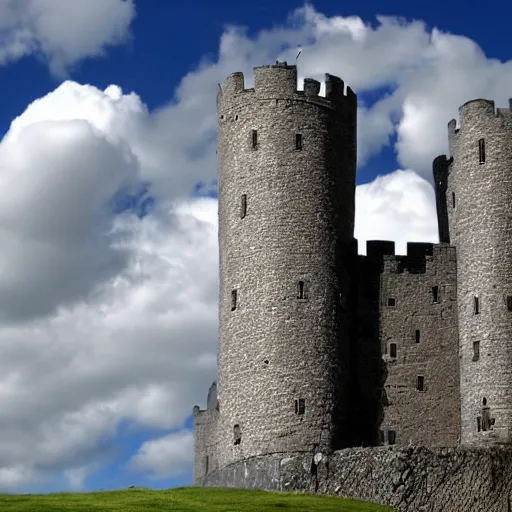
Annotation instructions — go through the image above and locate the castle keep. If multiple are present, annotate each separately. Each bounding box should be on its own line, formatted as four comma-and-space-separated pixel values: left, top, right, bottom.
193, 62, 512, 511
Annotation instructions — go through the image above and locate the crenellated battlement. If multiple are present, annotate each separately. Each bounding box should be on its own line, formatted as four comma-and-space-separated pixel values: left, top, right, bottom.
363, 241, 455, 275
365, 240, 435, 258
366, 240, 396, 258
217, 62, 356, 112
448, 98, 512, 140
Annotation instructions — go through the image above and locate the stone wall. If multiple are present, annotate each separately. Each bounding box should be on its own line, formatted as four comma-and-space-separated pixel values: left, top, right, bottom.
377, 243, 460, 447
193, 406, 220, 483
199, 446, 512, 512
350, 241, 460, 448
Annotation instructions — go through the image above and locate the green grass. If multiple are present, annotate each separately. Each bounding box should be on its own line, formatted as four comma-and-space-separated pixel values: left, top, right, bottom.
0, 486, 395, 511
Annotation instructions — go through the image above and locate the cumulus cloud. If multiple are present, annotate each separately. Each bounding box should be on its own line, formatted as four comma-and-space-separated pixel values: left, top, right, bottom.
184, 4, 512, 176
127, 430, 194, 479
0, 0, 135, 75
0, 195, 218, 490
0, 82, 145, 320
355, 170, 438, 254
1, 2, 512, 492
0, 77, 219, 489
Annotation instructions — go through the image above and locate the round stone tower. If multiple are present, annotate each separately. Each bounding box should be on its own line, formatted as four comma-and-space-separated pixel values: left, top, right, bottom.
443, 98, 512, 446
216, 62, 357, 467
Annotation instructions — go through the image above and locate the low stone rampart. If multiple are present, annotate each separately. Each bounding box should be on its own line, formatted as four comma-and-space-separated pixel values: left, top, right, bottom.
199, 446, 512, 512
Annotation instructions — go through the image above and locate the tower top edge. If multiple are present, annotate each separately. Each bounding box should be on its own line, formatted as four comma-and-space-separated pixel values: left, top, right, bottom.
254, 61, 297, 71
448, 98, 512, 136
459, 98, 495, 110
217, 62, 356, 109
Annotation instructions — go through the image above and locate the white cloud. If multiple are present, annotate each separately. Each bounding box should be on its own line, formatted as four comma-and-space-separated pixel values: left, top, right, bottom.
0, 466, 41, 489
185, 4, 512, 176
0, 83, 142, 320
0, 195, 218, 490
127, 430, 194, 479
64, 466, 92, 490
355, 170, 438, 254
0, 3, 512, 491
0, 76, 219, 488
0, 0, 135, 75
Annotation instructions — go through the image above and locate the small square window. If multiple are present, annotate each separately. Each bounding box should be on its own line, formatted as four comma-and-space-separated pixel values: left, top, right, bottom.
388, 297, 396, 307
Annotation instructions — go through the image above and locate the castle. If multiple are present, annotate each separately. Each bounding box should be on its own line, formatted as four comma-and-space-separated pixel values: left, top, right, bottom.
192, 62, 512, 510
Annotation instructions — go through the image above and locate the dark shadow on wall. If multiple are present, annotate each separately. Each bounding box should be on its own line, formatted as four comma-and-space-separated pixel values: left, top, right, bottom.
350, 246, 388, 447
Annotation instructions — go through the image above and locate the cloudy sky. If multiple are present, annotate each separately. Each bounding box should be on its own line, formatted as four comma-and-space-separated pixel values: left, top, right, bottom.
0, 0, 511, 494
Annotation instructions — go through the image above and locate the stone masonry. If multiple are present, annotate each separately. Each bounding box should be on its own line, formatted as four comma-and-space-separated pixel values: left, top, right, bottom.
193, 62, 512, 510
444, 99, 512, 446
199, 447, 512, 512
215, 63, 357, 469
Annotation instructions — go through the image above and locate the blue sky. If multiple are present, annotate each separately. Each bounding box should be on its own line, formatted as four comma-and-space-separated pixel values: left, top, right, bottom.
3, 0, 511, 185
0, 0, 511, 495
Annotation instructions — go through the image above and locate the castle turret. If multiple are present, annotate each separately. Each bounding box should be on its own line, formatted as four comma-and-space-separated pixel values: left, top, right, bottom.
215, 62, 357, 467
441, 98, 512, 445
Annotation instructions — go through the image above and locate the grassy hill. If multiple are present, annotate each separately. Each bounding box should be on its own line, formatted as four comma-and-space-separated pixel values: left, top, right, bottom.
0, 486, 395, 511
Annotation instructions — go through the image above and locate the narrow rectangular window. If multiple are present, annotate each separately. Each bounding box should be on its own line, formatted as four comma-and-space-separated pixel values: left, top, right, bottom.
473, 341, 480, 361
474, 296, 480, 315
417, 375, 425, 391
478, 138, 485, 164
388, 297, 396, 307
387, 430, 396, 445
231, 290, 237, 311
295, 133, 303, 150
477, 416, 482, 432
233, 424, 241, 445
389, 343, 397, 359
415, 329, 420, 343
252, 130, 258, 148
432, 286, 439, 303
240, 194, 247, 219
297, 281, 305, 299
507, 296, 512, 312
205, 455, 209, 474
452, 192, 456, 208
295, 398, 305, 415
